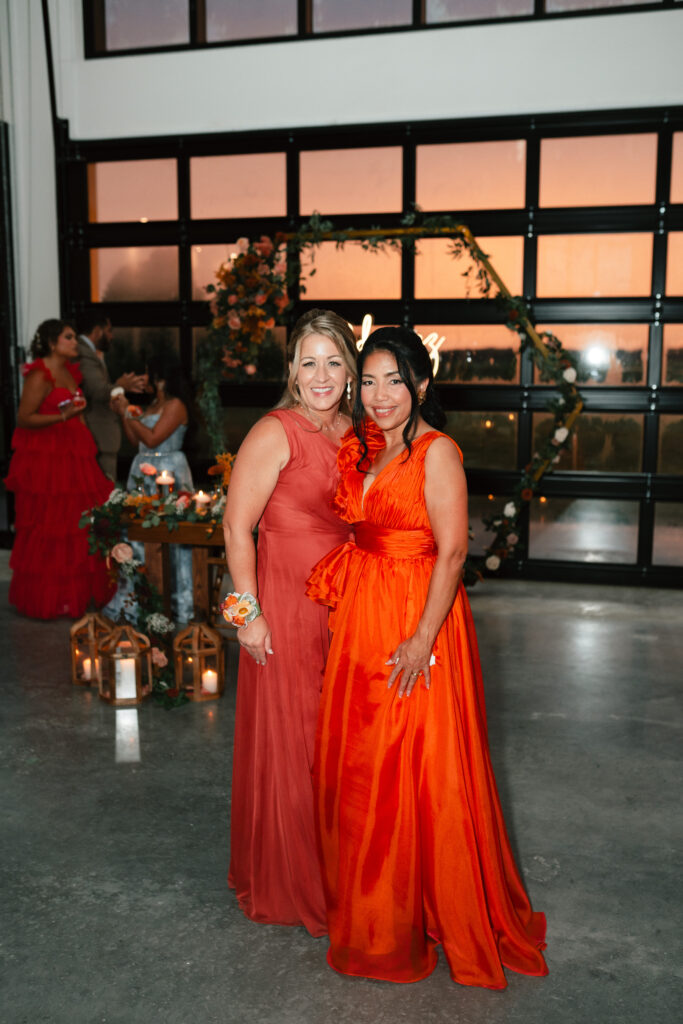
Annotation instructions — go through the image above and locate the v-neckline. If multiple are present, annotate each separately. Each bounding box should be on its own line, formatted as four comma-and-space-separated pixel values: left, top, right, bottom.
360, 431, 439, 514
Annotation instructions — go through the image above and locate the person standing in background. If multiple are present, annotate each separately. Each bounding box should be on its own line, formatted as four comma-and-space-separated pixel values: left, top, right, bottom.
77, 315, 146, 481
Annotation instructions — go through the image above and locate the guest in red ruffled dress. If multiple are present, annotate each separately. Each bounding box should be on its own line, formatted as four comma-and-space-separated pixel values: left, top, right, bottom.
5, 319, 115, 619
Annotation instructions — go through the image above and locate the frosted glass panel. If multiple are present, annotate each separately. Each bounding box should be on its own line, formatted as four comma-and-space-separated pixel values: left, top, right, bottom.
104, 0, 188, 50
91, 248, 178, 302
206, 0, 297, 41
662, 325, 683, 386
313, 0, 412, 32
426, 0, 533, 22
300, 148, 402, 215
665, 233, 683, 295
192, 242, 239, 300
445, 412, 517, 470
540, 134, 657, 207
535, 324, 648, 385
533, 413, 643, 473
88, 160, 177, 223
536, 234, 653, 298
652, 504, 683, 567
416, 140, 526, 211
302, 242, 401, 299
414, 324, 520, 383
658, 416, 683, 474
415, 236, 524, 299
191, 153, 286, 219
529, 498, 639, 564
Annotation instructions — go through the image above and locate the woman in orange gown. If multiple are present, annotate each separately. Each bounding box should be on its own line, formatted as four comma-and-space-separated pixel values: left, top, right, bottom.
6, 319, 114, 619
222, 309, 357, 936
307, 327, 548, 987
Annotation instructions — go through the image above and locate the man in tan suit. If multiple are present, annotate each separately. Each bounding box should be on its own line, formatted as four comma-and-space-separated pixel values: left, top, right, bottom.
77, 316, 146, 482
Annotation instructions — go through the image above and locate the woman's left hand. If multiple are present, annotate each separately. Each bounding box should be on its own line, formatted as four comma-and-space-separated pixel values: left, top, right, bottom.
386, 635, 432, 698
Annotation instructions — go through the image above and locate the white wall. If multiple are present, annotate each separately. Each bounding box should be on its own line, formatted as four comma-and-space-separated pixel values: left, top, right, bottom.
49, 6, 683, 140
1, 0, 60, 355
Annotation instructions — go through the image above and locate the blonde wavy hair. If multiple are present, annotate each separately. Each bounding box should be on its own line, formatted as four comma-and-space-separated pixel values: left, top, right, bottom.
275, 308, 358, 415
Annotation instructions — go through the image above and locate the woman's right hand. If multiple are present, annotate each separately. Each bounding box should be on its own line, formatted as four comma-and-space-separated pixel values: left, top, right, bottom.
61, 398, 86, 420
237, 614, 274, 666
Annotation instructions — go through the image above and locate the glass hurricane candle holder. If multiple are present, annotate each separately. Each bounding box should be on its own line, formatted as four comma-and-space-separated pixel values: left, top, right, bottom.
173, 622, 225, 702
70, 611, 116, 686
98, 624, 153, 706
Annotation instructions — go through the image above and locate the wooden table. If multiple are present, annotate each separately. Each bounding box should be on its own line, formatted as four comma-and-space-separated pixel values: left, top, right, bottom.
125, 518, 227, 623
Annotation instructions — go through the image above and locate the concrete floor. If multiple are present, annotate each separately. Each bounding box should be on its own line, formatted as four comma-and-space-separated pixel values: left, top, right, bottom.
1, 551, 682, 1024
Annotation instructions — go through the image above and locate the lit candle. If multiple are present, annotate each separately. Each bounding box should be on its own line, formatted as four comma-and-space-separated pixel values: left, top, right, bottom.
82, 657, 99, 681
156, 470, 175, 486
194, 490, 210, 509
115, 643, 137, 700
202, 669, 218, 693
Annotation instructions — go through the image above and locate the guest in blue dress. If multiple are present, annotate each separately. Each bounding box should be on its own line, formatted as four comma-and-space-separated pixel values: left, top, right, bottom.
106, 359, 195, 623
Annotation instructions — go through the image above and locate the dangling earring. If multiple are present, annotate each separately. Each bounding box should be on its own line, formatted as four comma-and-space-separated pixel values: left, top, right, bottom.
418, 389, 426, 406
346, 380, 352, 401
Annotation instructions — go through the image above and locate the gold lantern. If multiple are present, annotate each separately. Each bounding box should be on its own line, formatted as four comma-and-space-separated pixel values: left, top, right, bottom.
70, 611, 115, 686
173, 622, 225, 702
97, 624, 153, 706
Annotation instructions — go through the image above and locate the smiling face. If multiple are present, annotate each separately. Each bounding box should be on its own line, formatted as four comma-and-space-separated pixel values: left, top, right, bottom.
294, 333, 349, 414
53, 326, 79, 360
360, 349, 426, 435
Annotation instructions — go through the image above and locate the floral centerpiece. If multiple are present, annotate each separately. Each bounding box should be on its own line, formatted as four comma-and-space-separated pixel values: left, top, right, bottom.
197, 236, 289, 453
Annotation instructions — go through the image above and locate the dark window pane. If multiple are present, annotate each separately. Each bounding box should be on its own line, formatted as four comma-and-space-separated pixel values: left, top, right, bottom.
426, 0, 533, 23
445, 411, 517, 470
535, 324, 648, 385
416, 140, 526, 211
302, 242, 401, 299
90, 248, 179, 302
665, 233, 683, 295
415, 237, 524, 299
191, 153, 286, 219
540, 134, 657, 207
106, 326, 181, 378
529, 498, 639, 564
658, 415, 683, 474
468, 493, 515, 555
313, 0, 412, 32
662, 325, 683, 385
206, 0, 297, 41
546, 0, 653, 11
104, 0, 188, 50
652, 503, 683, 567
88, 160, 177, 223
533, 412, 643, 472
300, 147, 402, 215
671, 133, 683, 204
414, 324, 520, 383
536, 234, 653, 298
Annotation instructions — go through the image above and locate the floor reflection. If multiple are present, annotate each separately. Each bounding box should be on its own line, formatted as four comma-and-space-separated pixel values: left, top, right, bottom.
115, 708, 141, 763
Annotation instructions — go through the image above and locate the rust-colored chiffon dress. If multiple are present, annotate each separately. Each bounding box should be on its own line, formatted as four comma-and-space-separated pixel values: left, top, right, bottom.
229, 409, 350, 936
306, 424, 548, 987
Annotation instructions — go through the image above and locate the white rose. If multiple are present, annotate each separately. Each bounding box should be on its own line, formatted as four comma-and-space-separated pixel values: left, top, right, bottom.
554, 427, 569, 443
503, 502, 516, 518
563, 367, 577, 383
485, 555, 501, 571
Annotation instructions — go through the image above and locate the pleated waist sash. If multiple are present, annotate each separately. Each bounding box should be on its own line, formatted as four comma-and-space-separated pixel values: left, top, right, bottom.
353, 522, 437, 559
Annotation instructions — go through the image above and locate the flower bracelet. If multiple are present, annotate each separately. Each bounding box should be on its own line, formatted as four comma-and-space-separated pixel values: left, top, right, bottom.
220, 592, 262, 629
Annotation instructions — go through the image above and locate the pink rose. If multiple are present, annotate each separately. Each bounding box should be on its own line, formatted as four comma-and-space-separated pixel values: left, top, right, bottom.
236, 237, 249, 253
244, 364, 257, 376
139, 462, 157, 476
254, 293, 267, 306
111, 542, 134, 564
228, 311, 241, 330
222, 355, 241, 368
227, 293, 238, 306
175, 494, 191, 510
151, 647, 168, 668
274, 260, 287, 276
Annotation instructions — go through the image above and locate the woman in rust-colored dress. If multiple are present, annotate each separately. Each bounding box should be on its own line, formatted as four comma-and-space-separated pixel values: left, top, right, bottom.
307, 327, 548, 986
222, 309, 357, 936
6, 319, 114, 619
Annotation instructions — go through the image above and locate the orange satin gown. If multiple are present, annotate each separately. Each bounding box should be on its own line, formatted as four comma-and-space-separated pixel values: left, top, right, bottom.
307, 425, 548, 987
229, 409, 350, 937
